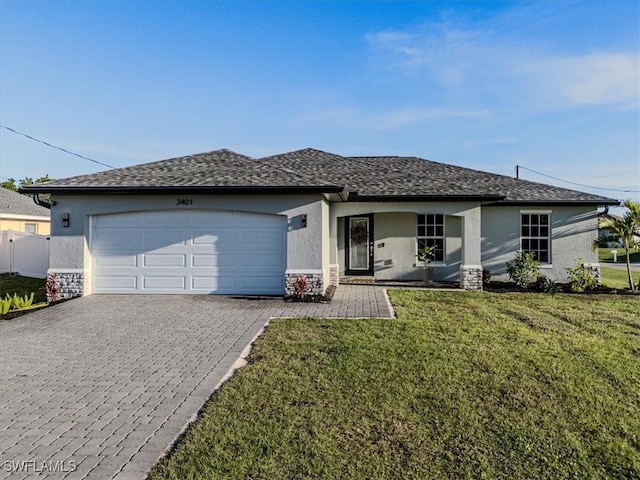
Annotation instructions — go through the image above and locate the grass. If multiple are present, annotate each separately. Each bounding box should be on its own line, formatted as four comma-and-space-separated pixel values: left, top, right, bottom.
599, 247, 640, 263
600, 267, 638, 290
150, 291, 640, 480
0, 275, 47, 303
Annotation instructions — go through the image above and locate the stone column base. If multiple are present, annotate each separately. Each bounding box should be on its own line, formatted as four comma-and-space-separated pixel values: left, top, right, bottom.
460, 265, 483, 291
329, 264, 339, 287
285, 270, 325, 296
583, 263, 601, 285
47, 269, 84, 301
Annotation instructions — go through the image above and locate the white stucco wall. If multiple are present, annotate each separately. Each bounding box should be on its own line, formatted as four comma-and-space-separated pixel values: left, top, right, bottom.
482, 205, 600, 283
49, 194, 329, 286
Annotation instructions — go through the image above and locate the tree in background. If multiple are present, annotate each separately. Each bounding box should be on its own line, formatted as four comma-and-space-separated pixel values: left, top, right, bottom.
1, 175, 53, 191
593, 199, 640, 291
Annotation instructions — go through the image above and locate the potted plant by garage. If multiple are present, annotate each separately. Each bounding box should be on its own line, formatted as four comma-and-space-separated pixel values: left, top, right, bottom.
417, 245, 436, 284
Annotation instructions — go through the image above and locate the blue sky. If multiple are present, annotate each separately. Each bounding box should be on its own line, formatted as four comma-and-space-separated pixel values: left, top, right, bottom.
1, 0, 638, 204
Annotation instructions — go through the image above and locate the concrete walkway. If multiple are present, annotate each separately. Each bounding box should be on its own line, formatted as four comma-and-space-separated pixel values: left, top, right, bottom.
0, 285, 392, 479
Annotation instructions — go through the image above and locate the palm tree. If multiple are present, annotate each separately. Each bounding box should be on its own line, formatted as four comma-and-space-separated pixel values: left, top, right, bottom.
593, 199, 640, 291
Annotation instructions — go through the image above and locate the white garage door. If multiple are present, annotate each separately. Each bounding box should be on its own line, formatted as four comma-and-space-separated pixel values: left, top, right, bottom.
91, 210, 286, 294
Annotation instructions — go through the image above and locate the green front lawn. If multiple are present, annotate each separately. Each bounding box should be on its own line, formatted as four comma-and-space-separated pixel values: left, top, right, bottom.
599, 247, 640, 263
600, 267, 638, 290
150, 291, 640, 480
0, 275, 47, 303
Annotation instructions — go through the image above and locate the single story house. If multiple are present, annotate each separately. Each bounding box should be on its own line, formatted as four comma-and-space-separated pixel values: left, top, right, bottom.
22, 148, 618, 298
0, 187, 51, 235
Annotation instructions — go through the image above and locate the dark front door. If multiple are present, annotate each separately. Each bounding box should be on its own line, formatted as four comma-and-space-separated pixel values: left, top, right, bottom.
345, 214, 374, 275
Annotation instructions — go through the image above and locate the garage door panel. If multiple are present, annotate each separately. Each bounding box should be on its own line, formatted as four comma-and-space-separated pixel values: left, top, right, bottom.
192, 254, 234, 267
143, 276, 186, 289
142, 231, 187, 249
143, 254, 186, 267
191, 232, 234, 247
94, 275, 137, 290
241, 253, 286, 267
92, 231, 143, 250
191, 276, 235, 290
94, 254, 138, 267
92, 210, 286, 294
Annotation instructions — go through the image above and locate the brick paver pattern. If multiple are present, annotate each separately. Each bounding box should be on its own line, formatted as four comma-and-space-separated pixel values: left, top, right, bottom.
0, 285, 392, 479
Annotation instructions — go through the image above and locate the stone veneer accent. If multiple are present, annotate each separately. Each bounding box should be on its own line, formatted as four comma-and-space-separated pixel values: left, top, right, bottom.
285, 271, 324, 297
329, 264, 339, 287
459, 265, 483, 291
583, 263, 601, 285
47, 271, 84, 301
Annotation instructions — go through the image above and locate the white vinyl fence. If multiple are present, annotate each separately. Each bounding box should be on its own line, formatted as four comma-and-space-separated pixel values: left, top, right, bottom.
0, 230, 50, 279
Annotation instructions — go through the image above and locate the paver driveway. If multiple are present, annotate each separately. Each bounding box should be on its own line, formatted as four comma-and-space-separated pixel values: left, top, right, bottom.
0, 285, 392, 479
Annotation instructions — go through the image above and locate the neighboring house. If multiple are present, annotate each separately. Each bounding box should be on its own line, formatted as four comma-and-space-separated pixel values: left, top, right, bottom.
22, 148, 618, 298
0, 187, 51, 234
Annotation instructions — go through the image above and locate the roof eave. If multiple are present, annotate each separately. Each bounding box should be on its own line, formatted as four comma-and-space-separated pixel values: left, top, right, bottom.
346, 194, 506, 202
20, 185, 346, 196
487, 199, 620, 207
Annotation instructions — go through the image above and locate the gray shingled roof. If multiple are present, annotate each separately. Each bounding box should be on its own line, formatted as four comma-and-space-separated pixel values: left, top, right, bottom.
22, 148, 618, 205
0, 187, 50, 217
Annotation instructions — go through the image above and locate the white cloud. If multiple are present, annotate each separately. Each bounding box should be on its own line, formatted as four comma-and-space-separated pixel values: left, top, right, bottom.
365, 14, 639, 110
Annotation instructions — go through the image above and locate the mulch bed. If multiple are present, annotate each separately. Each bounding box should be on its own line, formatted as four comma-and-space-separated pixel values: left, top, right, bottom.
284, 284, 337, 303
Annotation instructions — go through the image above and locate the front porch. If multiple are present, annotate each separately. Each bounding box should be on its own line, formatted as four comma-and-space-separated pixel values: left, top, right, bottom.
329, 202, 484, 290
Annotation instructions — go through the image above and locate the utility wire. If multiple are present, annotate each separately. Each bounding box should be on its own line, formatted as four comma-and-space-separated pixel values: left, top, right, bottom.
517, 165, 640, 193
1, 125, 115, 169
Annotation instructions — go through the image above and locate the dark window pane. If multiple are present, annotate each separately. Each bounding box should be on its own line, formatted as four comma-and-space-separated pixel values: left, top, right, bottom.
522, 214, 529, 225
531, 214, 539, 224
522, 226, 530, 236
540, 239, 548, 250
418, 226, 426, 237
540, 226, 549, 237
530, 239, 539, 250
418, 239, 426, 250
522, 239, 530, 250
540, 251, 549, 262
531, 226, 539, 237
434, 239, 444, 249
435, 226, 444, 237
540, 215, 549, 225
426, 226, 435, 237
435, 214, 444, 224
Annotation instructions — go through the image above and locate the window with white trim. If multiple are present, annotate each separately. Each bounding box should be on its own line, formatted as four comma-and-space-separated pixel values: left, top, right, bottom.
417, 214, 445, 262
25, 223, 37, 234
521, 213, 550, 263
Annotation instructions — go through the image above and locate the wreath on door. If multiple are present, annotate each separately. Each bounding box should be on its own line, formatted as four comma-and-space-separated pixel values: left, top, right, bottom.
350, 225, 368, 244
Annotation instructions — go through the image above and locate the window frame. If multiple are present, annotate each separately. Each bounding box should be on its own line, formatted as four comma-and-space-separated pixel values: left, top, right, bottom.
520, 210, 551, 265
416, 214, 445, 264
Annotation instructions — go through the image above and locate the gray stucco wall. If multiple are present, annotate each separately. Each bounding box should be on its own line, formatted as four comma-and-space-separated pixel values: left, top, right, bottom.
48, 194, 329, 290
482, 205, 599, 283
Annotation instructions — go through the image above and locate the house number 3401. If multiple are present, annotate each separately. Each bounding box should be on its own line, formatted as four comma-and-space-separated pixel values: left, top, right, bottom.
176, 199, 193, 206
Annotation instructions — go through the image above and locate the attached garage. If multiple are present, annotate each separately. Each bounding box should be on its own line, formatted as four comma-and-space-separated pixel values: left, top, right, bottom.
91, 210, 287, 294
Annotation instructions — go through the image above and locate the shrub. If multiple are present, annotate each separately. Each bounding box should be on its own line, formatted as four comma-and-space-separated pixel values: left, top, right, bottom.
294, 275, 308, 299
482, 268, 491, 285
10, 292, 34, 309
0, 297, 11, 315
506, 250, 540, 289
566, 258, 598, 293
536, 275, 562, 294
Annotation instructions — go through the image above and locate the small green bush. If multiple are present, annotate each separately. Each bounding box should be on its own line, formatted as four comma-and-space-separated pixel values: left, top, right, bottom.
536, 274, 562, 294
506, 250, 540, 289
566, 259, 598, 293
0, 297, 11, 314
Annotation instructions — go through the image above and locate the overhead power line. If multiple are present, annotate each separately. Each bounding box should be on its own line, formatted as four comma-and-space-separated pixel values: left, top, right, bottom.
1, 125, 115, 169
516, 165, 640, 194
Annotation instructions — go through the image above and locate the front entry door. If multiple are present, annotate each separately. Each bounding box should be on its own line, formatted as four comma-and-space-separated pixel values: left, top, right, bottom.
345, 215, 374, 275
